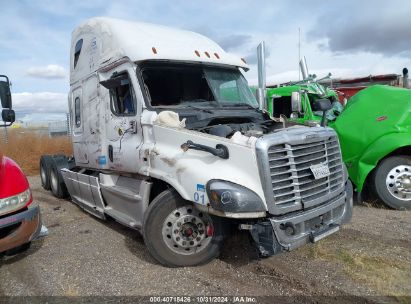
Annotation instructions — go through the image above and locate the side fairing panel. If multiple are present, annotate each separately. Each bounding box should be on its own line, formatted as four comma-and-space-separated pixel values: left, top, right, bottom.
71, 74, 108, 168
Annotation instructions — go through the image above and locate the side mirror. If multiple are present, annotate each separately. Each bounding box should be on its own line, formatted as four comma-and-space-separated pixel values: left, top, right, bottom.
312, 98, 332, 112
312, 98, 332, 127
2, 109, 15, 123
291, 91, 302, 112
0, 76, 12, 109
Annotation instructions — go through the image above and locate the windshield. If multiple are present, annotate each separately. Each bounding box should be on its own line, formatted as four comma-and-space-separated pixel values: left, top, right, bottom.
141, 63, 258, 109
204, 68, 258, 107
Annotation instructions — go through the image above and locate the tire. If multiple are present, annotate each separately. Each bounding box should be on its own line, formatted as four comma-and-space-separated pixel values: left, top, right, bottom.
143, 189, 225, 267
371, 155, 411, 210
50, 157, 69, 199
39, 155, 53, 190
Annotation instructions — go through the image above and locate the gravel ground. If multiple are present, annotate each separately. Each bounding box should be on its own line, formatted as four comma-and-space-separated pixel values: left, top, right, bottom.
0, 176, 410, 303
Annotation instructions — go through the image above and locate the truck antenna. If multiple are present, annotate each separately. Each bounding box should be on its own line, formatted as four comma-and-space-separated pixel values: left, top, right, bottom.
298, 27, 301, 81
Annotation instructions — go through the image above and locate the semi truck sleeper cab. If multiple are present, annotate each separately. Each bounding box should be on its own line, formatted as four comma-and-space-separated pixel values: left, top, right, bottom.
40, 18, 353, 267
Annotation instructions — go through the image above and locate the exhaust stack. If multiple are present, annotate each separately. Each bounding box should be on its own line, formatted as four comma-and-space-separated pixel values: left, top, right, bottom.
299, 56, 309, 80
257, 42, 266, 111
403, 68, 409, 89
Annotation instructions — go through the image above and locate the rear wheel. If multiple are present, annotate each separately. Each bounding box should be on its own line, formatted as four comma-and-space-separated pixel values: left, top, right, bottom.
40, 155, 53, 190
50, 158, 69, 199
143, 189, 225, 267
372, 155, 411, 210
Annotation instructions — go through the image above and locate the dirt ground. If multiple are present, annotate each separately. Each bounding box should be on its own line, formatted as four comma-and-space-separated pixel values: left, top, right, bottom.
0, 176, 410, 303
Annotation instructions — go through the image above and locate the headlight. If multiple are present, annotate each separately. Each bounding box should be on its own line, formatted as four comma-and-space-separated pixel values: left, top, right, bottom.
0, 189, 32, 216
206, 180, 266, 213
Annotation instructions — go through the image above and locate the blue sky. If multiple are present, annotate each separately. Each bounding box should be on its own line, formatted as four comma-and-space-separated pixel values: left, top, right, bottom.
1, 0, 410, 123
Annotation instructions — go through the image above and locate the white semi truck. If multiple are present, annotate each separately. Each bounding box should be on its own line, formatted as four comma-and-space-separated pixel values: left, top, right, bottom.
40, 17, 353, 267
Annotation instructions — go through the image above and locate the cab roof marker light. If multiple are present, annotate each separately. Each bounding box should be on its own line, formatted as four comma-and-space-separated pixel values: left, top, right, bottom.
214, 53, 220, 59
204, 51, 210, 58
152, 47, 157, 54
194, 50, 201, 57
241, 58, 247, 64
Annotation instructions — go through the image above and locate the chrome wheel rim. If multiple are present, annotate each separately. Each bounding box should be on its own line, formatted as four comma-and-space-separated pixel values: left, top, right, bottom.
386, 165, 411, 201
162, 206, 213, 255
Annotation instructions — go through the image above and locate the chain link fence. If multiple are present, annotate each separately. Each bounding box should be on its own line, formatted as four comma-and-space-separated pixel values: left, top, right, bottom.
48, 113, 71, 138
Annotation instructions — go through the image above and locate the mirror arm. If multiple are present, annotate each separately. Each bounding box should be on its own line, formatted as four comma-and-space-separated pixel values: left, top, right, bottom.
320, 111, 327, 127
0, 122, 12, 128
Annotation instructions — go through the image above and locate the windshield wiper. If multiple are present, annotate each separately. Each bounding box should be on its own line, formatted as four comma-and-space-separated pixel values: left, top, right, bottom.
184, 105, 213, 113
176, 100, 219, 113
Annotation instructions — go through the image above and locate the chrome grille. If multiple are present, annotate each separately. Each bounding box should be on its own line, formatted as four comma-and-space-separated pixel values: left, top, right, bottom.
268, 135, 344, 208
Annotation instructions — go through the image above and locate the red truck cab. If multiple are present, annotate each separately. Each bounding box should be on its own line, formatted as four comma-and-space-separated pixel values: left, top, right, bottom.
0, 75, 42, 254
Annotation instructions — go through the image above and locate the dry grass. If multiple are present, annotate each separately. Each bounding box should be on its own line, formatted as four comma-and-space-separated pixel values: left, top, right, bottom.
303, 240, 411, 298
0, 129, 73, 176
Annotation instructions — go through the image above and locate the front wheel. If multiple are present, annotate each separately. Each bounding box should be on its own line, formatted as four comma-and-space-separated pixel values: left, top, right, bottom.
372, 155, 411, 210
143, 189, 225, 267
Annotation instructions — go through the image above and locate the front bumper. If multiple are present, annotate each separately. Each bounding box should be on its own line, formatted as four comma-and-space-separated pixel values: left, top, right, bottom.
0, 205, 42, 253
249, 181, 353, 256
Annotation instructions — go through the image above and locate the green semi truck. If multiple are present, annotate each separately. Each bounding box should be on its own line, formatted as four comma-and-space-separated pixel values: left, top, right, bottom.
263, 67, 411, 210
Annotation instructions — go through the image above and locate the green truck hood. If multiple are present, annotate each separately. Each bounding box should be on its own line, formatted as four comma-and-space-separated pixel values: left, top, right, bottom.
334, 85, 411, 190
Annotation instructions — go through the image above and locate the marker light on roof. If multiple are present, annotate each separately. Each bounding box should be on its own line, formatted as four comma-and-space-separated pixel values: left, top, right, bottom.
194, 50, 200, 57
214, 53, 220, 59
152, 47, 157, 54
204, 51, 210, 58
241, 58, 247, 64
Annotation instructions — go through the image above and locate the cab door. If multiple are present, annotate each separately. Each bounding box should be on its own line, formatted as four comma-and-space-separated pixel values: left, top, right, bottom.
99, 64, 143, 173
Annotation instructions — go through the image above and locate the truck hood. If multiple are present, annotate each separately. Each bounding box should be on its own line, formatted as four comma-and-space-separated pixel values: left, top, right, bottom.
334, 85, 411, 162
0, 154, 30, 199
333, 85, 411, 190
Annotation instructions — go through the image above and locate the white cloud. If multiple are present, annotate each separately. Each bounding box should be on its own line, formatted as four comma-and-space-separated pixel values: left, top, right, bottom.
12, 92, 68, 113
26, 65, 66, 79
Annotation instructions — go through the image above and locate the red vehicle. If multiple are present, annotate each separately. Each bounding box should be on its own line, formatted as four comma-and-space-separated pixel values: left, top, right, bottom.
0, 75, 42, 254
319, 69, 408, 103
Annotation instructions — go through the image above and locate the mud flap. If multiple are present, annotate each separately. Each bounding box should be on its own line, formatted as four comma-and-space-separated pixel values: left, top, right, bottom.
249, 221, 283, 257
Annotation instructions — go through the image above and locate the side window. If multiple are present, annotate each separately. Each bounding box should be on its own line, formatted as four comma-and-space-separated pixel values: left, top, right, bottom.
272, 96, 292, 118
74, 39, 83, 69
74, 97, 81, 127
109, 75, 136, 116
